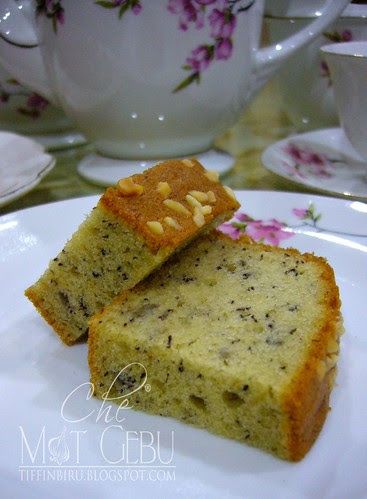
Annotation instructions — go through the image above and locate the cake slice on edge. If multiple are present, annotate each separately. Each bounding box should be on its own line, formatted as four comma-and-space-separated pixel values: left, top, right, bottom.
25, 159, 239, 345
89, 233, 342, 461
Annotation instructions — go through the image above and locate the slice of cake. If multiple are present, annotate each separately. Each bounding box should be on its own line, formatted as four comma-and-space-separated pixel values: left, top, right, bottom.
89, 233, 342, 461
25, 160, 239, 345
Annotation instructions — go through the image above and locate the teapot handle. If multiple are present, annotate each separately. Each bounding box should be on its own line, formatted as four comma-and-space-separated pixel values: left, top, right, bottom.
253, 0, 351, 94
0, 0, 57, 103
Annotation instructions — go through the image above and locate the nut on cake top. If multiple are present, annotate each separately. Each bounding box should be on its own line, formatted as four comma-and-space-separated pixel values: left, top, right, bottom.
100, 159, 240, 253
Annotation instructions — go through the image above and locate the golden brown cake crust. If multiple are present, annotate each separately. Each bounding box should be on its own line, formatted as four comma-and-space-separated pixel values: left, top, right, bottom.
231, 241, 341, 461
281, 256, 341, 461
100, 159, 240, 253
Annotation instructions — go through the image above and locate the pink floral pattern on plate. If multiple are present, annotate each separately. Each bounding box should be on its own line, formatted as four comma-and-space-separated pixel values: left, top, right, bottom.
218, 211, 294, 246
282, 142, 338, 180
292, 204, 321, 225
218, 203, 367, 246
219, 201, 367, 245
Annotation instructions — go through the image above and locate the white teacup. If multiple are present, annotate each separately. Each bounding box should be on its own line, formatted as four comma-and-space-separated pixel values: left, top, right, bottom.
0, 0, 349, 181
265, 2, 367, 131
321, 41, 367, 161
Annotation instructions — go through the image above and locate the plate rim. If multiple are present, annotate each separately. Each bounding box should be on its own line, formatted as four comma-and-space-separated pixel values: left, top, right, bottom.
2, 188, 365, 221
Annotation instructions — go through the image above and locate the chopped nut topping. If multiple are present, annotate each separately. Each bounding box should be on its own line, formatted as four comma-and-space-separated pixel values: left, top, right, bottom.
164, 216, 182, 230
193, 207, 205, 227
182, 158, 194, 167
186, 194, 212, 216
201, 205, 212, 215
118, 177, 144, 196
189, 190, 208, 203
205, 170, 219, 182
157, 181, 171, 199
146, 221, 164, 235
207, 190, 216, 203
185, 194, 202, 209
163, 199, 191, 216
224, 185, 237, 202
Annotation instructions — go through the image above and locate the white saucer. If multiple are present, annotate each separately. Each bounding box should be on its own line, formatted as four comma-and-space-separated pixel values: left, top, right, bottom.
32, 130, 87, 152
262, 128, 367, 200
77, 149, 234, 186
0, 131, 55, 208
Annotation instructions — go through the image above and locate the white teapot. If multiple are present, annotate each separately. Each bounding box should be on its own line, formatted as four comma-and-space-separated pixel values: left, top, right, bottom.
0, 0, 350, 178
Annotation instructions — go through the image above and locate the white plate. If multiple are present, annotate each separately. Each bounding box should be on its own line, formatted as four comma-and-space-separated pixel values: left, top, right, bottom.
0, 132, 55, 208
262, 128, 367, 200
1, 191, 366, 499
